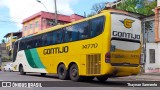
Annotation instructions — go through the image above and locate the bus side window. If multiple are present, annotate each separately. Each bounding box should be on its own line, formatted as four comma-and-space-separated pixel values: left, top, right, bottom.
56, 30, 63, 44
70, 25, 79, 41
19, 41, 22, 50
26, 40, 30, 49
37, 35, 42, 47
46, 33, 52, 46
90, 17, 104, 37
23, 40, 27, 50
42, 34, 47, 46
21, 41, 25, 50
13, 41, 18, 62
64, 27, 72, 42
28, 39, 32, 49
35, 36, 40, 47
72, 31, 79, 41
31, 38, 36, 48
52, 31, 57, 45
77, 21, 89, 40
48, 32, 53, 45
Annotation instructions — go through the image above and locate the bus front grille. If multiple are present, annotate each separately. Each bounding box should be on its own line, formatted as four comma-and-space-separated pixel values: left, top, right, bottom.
86, 54, 101, 74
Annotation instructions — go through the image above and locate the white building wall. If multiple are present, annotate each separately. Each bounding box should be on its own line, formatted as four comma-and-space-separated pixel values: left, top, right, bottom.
145, 43, 160, 73
157, 43, 160, 66
158, 0, 160, 6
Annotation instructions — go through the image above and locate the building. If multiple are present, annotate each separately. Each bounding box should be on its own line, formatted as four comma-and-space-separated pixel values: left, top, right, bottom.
0, 43, 9, 61
140, 0, 160, 73
4, 32, 22, 60
141, 14, 155, 73
22, 11, 84, 37
4, 32, 22, 51
142, 13, 160, 73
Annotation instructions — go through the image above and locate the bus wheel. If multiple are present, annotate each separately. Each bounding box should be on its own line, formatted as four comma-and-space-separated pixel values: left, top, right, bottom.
96, 76, 108, 82
57, 64, 69, 80
40, 73, 46, 77
19, 65, 26, 75
69, 64, 81, 81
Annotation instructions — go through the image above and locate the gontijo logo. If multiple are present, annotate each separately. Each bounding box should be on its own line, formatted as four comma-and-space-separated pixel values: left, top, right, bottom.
120, 19, 134, 28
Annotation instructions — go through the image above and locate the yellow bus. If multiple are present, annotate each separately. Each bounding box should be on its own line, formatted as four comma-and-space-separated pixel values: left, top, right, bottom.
13, 10, 141, 82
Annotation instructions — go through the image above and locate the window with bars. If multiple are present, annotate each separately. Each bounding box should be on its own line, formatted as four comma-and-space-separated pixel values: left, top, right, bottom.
149, 49, 155, 63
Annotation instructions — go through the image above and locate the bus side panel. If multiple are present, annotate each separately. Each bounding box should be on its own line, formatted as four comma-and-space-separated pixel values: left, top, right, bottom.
13, 50, 47, 73
100, 12, 114, 75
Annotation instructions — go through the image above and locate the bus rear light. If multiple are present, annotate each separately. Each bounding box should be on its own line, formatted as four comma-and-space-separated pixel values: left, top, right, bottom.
105, 52, 110, 63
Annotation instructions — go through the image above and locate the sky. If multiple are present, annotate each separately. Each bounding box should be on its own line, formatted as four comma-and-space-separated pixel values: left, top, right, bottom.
0, 0, 115, 42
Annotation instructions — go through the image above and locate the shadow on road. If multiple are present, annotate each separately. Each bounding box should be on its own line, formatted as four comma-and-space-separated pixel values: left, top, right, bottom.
18, 73, 126, 87
18, 73, 59, 79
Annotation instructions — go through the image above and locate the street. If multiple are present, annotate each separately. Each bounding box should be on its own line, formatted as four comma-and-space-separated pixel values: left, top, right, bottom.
0, 71, 160, 90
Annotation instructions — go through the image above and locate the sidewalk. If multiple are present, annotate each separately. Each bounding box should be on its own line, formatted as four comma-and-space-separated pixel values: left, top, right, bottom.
140, 72, 160, 76
116, 73, 160, 81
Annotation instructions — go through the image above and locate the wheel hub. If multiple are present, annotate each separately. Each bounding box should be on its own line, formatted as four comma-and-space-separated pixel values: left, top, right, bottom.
71, 68, 77, 77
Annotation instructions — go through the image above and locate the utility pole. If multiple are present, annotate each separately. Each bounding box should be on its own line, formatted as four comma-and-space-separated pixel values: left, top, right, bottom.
54, 0, 58, 25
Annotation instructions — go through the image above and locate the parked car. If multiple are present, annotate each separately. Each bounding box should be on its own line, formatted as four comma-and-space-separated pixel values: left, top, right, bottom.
3, 63, 13, 72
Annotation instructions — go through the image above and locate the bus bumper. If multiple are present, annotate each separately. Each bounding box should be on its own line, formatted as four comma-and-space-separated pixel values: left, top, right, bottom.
110, 66, 140, 77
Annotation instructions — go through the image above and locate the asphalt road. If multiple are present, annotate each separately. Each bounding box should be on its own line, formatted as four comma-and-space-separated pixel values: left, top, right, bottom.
0, 71, 160, 90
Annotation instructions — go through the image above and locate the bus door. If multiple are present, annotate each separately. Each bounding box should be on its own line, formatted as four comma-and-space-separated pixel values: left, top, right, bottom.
108, 13, 141, 67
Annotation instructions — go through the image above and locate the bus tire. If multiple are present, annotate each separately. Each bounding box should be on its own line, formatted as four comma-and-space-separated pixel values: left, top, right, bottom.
19, 65, 26, 75
57, 64, 69, 80
96, 75, 108, 82
69, 64, 81, 82
40, 73, 46, 77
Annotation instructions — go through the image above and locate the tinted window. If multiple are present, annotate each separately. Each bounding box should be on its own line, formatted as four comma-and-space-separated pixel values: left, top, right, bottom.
42, 34, 48, 46
90, 16, 104, 37
42, 32, 53, 46
55, 30, 64, 44
33, 35, 41, 48
13, 41, 18, 62
19, 16, 105, 50
77, 21, 90, 40
64, 27, 73, 42
52, 31, 57, 44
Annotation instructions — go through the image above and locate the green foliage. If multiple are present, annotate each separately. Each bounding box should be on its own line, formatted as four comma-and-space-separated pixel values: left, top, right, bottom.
116, 0, 157, 16
1, 39, 5, 43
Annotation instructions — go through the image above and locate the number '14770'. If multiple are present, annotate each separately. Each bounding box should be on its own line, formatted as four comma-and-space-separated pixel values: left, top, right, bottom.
82, 43, 98, 49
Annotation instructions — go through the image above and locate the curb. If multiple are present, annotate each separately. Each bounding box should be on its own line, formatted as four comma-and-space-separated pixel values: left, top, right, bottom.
138, 73, 160, 76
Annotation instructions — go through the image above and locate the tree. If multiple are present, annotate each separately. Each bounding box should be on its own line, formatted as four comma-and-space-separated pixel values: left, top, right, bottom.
1, 39, 5, 43
87, 2, 106, 17
91, 2, 106, 14
116, 0, 157, 16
